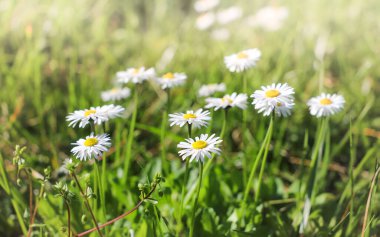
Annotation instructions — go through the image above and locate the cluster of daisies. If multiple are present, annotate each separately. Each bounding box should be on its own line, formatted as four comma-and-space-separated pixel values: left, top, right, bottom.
66, 47, 345, 167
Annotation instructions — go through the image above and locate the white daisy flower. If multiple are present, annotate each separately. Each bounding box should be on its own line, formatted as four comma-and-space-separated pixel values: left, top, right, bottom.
211, 28, 230, 41
177, 134, 222, 163
116, 66, 155, 84
205, 93, 248, 110
198, 83, 226, 97
66, 105, 125, 128
101, 87, 131, 102
307, 93, 345, 118
195, 12, 215, 30
194, 0, 219, 12
169, 109, 211, 129
224, 48, 261, 73
100, 104, 125, 119
71, 133, 111, 161
66, 107, 108, 128
156, 72, 187, 89
247, 6, 288, 32
216, 6, 243, 25
251, 83, 295, 116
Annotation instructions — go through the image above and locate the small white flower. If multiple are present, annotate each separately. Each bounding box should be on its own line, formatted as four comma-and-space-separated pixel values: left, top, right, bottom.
251, 83, 295, 116
205, 93, 247, 110
307, 93, 345, 118
211, 28, 230, 41
198, 83, 226, 97
71, 133, 111, 161
156, 72, 187, 89
66, 105, 125, 128
101, 87, 131, 102
177, 134, 222, 162
247, 6, 288, 31
216, 6, 243, 25
169, 109, 211, 129
101, 104, 125, 119
116, 66, 155, 84
194, 0, 219, 12
196, 12, 215, 30
224, 48, 261, 73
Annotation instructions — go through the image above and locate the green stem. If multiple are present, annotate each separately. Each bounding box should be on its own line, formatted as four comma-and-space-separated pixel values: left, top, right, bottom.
299, 118, 328, 234
189, 162, 203, 237
160, 89, 171, 174
254, 115, 274, 203
177, 124, 192, 233
123, 88, 138, 184
72, 173, 104, 237
65, 201, 71, 237
243, 116, 273, 204
220, 109, 228, 140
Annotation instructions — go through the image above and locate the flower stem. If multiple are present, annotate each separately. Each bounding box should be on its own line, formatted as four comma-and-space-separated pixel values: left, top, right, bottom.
254, 115, 274, 203
65, 201, 71, 237
189, 162, 203, 237
72, 172, 103, 237
243, 115, 274, 205
220, 109, 228, 140
299, 118, 328, 234
160, 89, 171, 174
123, 87, 138, 184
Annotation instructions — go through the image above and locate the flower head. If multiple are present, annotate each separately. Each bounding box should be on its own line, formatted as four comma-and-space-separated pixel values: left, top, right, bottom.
194, 0, 219, 12
177, 134, 222, 162
216, 6, 242, 25
66, 105, 125, 128
156, 72, 187, 89
198, 83, 226, 97
169, 109, 211, 129
196, 12, 215, 30
101, 87, 131, 102
247, 6, 288, 31
307, 93, 345, 117
251, 83, 295, 116
224, 48, 261, 73
205, 92, 247, 110
71, 133, 111, 161
116, 66, 155, 84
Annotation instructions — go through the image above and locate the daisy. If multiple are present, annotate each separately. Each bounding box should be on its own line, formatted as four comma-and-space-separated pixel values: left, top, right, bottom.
66, 105, 125, 128
101, 87, 131, 102
198, 83, 226, 97
169, 109, 211, 129
194, 0, 219, 12
100, 104, 125, 119
205, 92, 247, 110
195, 12, 215, 31
307, 93, 345, 117
224, 48, 261, 73
177, 134, 222, 162
116, 66, 155, 84
71, 133, 111, 161
156, 72, 187, 89
247, 6, 288, 32
216, 6, 243, 25
251, 83, 295, 116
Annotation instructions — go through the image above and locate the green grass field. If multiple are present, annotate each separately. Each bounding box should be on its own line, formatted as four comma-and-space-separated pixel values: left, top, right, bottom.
0, 0, 379, 236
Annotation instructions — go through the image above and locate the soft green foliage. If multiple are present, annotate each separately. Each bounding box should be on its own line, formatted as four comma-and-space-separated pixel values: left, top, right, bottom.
0, 0, 379, 236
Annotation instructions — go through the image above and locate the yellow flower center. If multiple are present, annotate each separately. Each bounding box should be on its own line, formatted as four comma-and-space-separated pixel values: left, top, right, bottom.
222, 96, 233, 104
111, 88, 120, 93
320, 98, 332, 105
84, 138, 98, 147
237, 52, 248, 59
265, 89, 280, 98
133, 68, 140, 75
183, 113, 197, 119
163, 72, 174, 79
84, 109, 96, 117
192, 140, 207, 149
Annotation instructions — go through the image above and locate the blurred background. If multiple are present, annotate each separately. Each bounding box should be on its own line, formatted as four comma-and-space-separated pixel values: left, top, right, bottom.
0, 0, 379, 235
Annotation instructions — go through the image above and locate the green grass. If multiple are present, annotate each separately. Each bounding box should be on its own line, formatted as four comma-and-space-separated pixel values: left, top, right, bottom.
0, 0, 380, 236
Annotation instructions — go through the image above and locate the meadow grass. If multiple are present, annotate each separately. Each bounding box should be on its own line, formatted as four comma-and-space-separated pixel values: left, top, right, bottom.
0, 0, 379, 236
